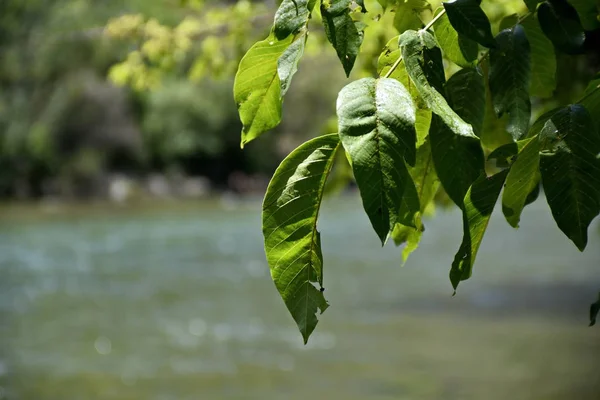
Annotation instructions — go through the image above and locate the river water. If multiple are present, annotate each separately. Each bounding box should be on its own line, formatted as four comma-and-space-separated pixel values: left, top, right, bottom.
0, 195, 598, 399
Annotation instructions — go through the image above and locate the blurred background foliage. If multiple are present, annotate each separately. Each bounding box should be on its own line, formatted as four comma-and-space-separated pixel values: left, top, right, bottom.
0, 0, 598, 200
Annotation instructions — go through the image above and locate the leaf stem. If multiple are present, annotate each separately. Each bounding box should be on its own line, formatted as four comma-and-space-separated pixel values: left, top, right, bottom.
383, 8, 447, 79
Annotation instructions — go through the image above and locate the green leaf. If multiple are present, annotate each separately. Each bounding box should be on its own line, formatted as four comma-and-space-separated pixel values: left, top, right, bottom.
355, 0, 368, 12
499, 14, 519, 31
278, 32, 307, 96
234, 33, 294, 147
321, 0, 365, 77
445, 68, 485, 138
480, 59, 512, 151
537, 0, 585, 55
521, 16, 556, 98
527, 106, 561, 139
442, 0, 496, 48
262, 133, 340, 344
415, 108, 432, 145
566, 0, 600, 31
427, 67, 485, 208
450, 170, 508, 290
590, 292, 600, 326
377, 0, 391, 11
393, 131, 440, 263
502, 135, 541, 228
400, 29, 476, 138
393, 0, 426, 33
377, 36, 423, 103
337, 77, 420, 244
391, 216, 424, 262
539, 104, 600, 251
274, 0, 312, 40
581, 75, 600, 134
432, 8, 478, 68
429, 114, 484, 207
377, 36, 404, 80
489, 25, 531, 141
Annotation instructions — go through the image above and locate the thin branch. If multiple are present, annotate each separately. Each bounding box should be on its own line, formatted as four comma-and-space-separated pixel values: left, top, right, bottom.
577, 82, 600, 104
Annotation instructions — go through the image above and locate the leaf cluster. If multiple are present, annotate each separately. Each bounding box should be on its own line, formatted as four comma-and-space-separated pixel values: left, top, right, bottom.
233, 0, 600, 342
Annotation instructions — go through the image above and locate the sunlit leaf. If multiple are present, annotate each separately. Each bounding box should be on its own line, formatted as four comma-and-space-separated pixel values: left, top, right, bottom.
321, 0, 365, 76
450, 170, 508, 290
392, 134, 440, 263
537, 0, 585, 54
539, 104, 600, 251
393, 0, 426, 33
443, 0, 496, 48
432, 8, 478, 68
263, 133, 340, 344
337, 77, 420, 244
489, 25, 531, 141
377, 0, 391, 11
521, 16, 556, 98
400, 29, 476, 138
502, 135, 541, 228
234, 33, 293, 147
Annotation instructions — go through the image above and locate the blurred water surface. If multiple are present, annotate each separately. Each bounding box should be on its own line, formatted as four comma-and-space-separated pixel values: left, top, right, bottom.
0, 195, 598, 399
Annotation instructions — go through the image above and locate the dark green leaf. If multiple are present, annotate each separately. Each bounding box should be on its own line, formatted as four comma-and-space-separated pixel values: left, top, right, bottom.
432, 7, 478, 67
581, 75, 600, 134
274, 0, 312, 40
278, 32, 307, 96
443, 0, 496, 48
321, 0, 365, 76
446, 68, 485, 138
337, 77, 420, 244
263, 133, 340, 344
524, 0, 543, 12
429, 114, 484, 207
590, 292, 600, 326
566, 0, 600, 31
502, 135, 541, 228
539, 104, 600, 251
537, 0, 585, 55
400, 29, 476, 138
489, 25, 531, 141
521, 16, 556, 98
234, 33, 294, 147
450, 170, 508, 290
